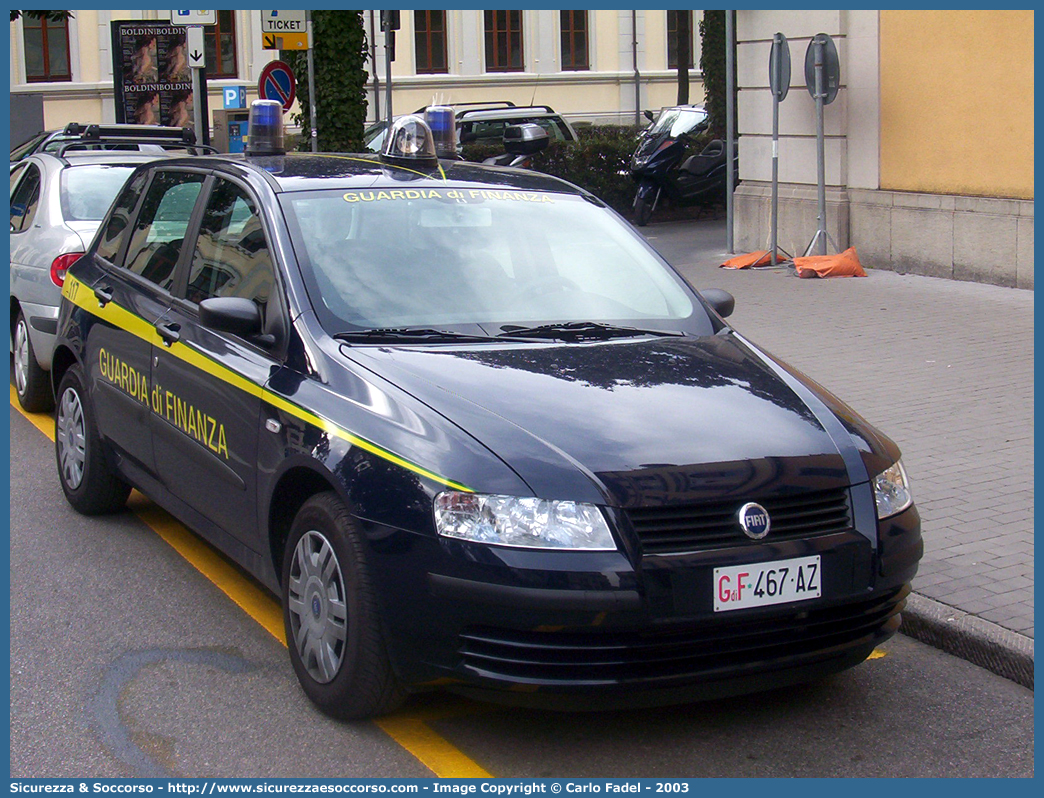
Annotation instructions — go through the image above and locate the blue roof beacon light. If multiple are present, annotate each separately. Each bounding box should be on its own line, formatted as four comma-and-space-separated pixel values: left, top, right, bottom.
246, 99, 285, 156
423, 105, 457, 159
380, 115, 438, 168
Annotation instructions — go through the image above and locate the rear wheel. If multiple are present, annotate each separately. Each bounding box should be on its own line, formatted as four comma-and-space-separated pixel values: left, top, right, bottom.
13, 310, 53, 412
283, 492, 406, 720
55, 365, 130, 515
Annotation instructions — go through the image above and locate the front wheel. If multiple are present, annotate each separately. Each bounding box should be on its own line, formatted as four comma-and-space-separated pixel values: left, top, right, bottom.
55, 365, 130, 515
13, 310, 53, 412
283, 492, 406, 720
634, 191, 653, 227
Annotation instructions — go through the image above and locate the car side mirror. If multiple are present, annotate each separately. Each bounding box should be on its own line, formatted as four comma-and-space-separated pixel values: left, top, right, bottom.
199, 296, 263, 337
700, 288, 735, 318
643, 109, 655, 122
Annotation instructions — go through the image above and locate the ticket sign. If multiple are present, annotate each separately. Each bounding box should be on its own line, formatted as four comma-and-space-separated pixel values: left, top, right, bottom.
262, 10, 306, 33
262, 31, 308, 50
170, 10, 216, 26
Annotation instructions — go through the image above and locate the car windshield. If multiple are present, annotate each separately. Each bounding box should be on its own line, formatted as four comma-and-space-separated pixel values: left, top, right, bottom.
10, 132, 48, 162
281, 187, 710, 337
60, 165, 136, 221
650, 107, 709, 138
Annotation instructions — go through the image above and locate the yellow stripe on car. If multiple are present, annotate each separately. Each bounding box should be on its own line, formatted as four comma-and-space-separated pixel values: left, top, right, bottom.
60, 274, 472, 492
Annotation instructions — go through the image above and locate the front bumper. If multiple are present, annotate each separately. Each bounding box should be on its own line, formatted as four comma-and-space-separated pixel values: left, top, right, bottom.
367, 501, 921, 708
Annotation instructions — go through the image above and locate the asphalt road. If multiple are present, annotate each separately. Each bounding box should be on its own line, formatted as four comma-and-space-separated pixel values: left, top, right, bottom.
8, 400, 1034, 778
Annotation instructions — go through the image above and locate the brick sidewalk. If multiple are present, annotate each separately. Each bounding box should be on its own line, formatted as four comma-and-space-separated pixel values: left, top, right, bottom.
640, 218, 1034, 638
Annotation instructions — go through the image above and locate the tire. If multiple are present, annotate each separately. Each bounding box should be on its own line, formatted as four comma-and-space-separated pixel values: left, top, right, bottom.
634, 193, 653, 227
13, 310, 53, 412
54, 365, 131, 515
282, 492, 406, 720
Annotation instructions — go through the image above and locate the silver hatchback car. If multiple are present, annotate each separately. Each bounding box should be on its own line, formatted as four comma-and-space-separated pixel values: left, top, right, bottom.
10, 139, 210, 411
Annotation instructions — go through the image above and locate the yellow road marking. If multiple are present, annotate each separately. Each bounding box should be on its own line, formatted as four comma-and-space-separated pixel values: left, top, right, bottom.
868, 649, 887, 660
10, 384, 490, 777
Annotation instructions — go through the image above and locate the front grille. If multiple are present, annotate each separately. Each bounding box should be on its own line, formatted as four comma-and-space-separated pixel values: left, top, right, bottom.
458, 586, 906, 685
627, 488, 852, 555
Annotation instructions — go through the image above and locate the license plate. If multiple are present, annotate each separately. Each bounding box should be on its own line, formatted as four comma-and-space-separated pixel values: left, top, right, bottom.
714, 555, 821, 612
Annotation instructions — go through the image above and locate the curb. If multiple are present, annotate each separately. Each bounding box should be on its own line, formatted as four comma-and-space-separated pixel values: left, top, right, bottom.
899, 592, 1034, 690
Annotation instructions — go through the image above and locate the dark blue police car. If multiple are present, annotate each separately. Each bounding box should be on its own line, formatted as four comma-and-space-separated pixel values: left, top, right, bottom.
53, 103, 921, 719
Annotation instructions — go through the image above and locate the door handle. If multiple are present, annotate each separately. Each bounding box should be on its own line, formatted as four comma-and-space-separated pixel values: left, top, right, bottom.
93, 285, 113, 306
155, 320, 181, 346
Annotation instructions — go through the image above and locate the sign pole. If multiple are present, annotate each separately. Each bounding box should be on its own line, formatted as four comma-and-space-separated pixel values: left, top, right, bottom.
306, 13, 317, 152
384, 32, 393, 124
725, 10, 735, 254
801, 33, 839, 257
813, 37, 827, 256
768, 32, 790, 267
190, 27, 205, 145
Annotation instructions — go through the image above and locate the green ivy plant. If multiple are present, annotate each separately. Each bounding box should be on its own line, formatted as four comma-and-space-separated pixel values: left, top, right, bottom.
281, 10, 369, 152
699, 10, 728, 140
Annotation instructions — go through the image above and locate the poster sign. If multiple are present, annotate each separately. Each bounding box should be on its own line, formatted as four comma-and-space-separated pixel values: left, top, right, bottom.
111, 21, 204, 130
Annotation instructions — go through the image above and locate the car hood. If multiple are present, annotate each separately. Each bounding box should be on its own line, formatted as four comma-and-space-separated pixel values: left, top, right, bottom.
343, 333, 886, 507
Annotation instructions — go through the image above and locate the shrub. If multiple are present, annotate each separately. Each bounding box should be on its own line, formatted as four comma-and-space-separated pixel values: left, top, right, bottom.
462, 125, 641, 215
461, 124, 716, 218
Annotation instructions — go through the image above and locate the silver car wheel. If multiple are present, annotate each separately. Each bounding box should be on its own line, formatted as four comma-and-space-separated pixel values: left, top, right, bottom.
287, 529, 348, 684
14, 316, 30, 396
56, 386, 87, 490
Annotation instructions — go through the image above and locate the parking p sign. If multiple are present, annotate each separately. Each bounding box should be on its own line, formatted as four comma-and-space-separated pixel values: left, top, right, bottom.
223, 86, 247, 109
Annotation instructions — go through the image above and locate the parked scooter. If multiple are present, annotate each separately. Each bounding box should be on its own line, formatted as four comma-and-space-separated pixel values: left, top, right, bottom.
481, 123, 549, 169
630, 105, 737, 226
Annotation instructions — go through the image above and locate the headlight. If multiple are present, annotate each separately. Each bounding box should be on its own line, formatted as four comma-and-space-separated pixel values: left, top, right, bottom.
873, 460, 913, 519
434, 492, 616, 550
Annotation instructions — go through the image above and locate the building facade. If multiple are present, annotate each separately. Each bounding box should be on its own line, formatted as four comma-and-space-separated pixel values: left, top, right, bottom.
9, 9, 706, 134
734, 9, 1033, 288
10, 10, 272, 132
362, 9, 705, 125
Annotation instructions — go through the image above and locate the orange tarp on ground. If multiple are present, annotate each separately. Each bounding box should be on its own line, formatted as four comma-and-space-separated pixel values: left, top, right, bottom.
793, 247, 867, 278
719, 251, 786, 269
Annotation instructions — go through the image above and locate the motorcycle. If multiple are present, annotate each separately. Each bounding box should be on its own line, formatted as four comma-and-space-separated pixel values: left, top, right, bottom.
630, 105, 737, 226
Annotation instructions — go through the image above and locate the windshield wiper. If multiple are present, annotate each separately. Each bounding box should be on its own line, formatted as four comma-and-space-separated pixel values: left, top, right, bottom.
335, 327, 517, 344
497, 322, 684, 341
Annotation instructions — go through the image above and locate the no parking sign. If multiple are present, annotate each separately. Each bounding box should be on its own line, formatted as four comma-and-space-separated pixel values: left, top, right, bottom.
258, 60, 296, 111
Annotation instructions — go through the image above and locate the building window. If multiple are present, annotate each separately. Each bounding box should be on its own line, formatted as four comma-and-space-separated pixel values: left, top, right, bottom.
484, 10, 523, 72
667, 10, 694, 70
23, 15, 71, 82
414, 11, 448, 74
204, 10, 238, 78
560, 10, 588, 71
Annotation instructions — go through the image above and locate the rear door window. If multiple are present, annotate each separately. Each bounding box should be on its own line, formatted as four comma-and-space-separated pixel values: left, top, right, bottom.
9, 164, 42, 233
123, 171, 206, 291
96, 170, 150, 264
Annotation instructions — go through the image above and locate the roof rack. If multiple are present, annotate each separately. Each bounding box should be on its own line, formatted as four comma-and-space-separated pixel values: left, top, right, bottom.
412, 101, 516, 114
457, 105, 557, 119
62, 122, 198, 144
55, 124, 215, 159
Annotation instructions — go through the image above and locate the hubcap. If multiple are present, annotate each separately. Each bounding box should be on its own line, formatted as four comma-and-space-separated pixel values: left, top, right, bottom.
14, 319, 29, 396
56, 387, 87, 490
288, 529, 348, 684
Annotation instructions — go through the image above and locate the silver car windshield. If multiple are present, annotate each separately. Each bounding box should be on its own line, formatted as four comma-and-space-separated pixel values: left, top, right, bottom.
282, 188, 702, 333
60, 165, 136, 222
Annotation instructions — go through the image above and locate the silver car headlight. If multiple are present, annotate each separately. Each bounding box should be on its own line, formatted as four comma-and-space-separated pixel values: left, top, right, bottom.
873, 460, 913, 519
434, 492, 616, 550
